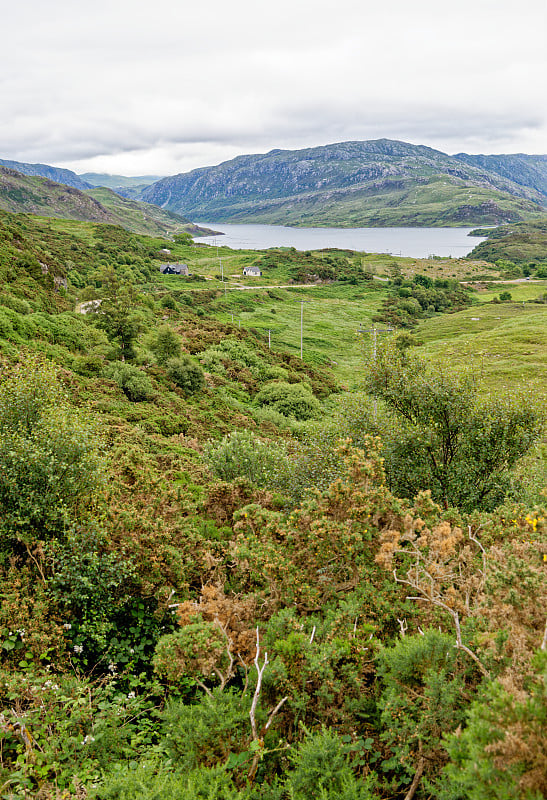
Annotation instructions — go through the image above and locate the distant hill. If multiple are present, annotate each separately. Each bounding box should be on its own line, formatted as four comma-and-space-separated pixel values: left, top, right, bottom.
454, 154, 547, 200
466, 219, 547, 265
80, 173, 164, 190
140, 139, 547, 228
85, 186, 217, 237
0, 158, 92, 190
0, 167, 215, 237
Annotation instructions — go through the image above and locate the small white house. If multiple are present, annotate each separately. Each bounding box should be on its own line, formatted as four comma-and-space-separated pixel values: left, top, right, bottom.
243, 266, 262, 277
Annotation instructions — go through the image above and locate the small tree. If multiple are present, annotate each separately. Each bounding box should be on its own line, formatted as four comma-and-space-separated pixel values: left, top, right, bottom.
366, 347, 543, 511
165, 355, 205, 395
150, 325, 182, 365
92, 269, 142, 361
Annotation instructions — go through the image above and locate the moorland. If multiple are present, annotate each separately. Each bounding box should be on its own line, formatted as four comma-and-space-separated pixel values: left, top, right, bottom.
0, 201, 545, 800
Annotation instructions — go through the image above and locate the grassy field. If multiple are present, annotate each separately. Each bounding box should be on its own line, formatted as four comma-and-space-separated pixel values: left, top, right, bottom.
416, 293, 547, 396
208, 283, 386, 388
151, 242, 546, 393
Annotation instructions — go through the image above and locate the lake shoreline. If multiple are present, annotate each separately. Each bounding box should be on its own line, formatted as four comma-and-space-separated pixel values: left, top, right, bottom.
191, 222, 487, 258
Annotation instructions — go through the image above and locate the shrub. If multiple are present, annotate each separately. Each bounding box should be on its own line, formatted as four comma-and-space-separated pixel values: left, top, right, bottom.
150, 325, 181, 365
286, 728, 378, 800
0, 355, 104, 549
160, 689, 251, 772
165, 356, 205, 395
204, 430, 289, 488
254, 382, 320, 421
93, 764, 246, 800
104, 363, 154, 402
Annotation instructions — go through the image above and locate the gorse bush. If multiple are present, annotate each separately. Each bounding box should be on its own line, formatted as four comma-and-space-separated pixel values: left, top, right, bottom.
93, 764, 248, 800
161, 689, 252, 772
286, 728, 379, 800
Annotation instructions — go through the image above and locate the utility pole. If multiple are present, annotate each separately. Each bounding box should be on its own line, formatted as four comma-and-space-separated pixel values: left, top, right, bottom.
220, 259, 226, 297
357, 325, 394, 420
298, 300, 311, 360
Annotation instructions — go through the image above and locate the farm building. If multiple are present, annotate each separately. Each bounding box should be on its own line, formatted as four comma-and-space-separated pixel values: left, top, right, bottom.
242, 266, 262, 277
160, 263, 190, 276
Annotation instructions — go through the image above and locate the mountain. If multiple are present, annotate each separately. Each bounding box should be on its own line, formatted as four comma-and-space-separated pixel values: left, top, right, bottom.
140, 139, 547, 228
454, 153, 547, 200
0, 158, 92, 190
0, 167, 214, 237
80, 173, 164, 190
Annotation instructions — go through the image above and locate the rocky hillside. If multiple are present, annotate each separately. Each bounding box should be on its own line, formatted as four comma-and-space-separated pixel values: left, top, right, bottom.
0, 158, 92, 190
454, 153, 547, 200
139, 139, 547, 227
0, 167, 213, 237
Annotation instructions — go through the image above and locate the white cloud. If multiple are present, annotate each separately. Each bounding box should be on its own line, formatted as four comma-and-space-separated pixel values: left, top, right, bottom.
1, 0, 545, 174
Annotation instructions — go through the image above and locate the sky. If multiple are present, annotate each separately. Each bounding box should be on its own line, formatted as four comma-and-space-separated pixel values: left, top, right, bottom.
1, 0, 546, 177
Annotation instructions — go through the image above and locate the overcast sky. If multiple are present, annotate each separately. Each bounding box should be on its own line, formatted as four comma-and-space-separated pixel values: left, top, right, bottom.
1, 0, 545, 176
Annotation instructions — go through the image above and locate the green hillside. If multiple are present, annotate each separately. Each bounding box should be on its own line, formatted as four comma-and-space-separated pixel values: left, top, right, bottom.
0, 206, 545, 800
467, 219, 547, 268
85, 186, 217, 237
80, 172, 164, 189
0, 167, 214, 238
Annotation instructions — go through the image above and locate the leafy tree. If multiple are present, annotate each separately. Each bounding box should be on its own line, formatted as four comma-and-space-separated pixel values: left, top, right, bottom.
366, 348, 543, 510
150, 325, 182, 365
104, 362, 154, 402
255, 381, 320, 421
92, 269, 142, 360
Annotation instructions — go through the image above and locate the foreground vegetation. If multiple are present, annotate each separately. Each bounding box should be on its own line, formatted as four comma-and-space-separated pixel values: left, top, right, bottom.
0, 208, 546, 800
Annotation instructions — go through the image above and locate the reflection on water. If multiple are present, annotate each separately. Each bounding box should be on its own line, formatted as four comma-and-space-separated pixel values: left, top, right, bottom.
193, 223, 486, 258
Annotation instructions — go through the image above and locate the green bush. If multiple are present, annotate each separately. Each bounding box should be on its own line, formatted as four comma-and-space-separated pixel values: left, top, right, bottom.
165, 356, 205, 395
161, 689, 251, 772
104, 362, 154, 402
150, 325, 182, 365
204, 430, 289, 488
254, 382, 320, 421
93, 764, 247, 800
286, 728, 378, 800
0, 355, 104, 549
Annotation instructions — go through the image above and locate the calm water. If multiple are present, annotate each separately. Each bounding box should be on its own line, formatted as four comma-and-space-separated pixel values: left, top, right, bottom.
193, 223, 486, 258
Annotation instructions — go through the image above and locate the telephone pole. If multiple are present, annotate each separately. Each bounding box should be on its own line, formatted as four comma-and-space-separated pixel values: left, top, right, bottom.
298, 300, 311, 360
357, 325, 394, 419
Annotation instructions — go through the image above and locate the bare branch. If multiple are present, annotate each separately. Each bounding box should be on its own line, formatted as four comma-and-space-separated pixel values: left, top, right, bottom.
264, 697, 288, 732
